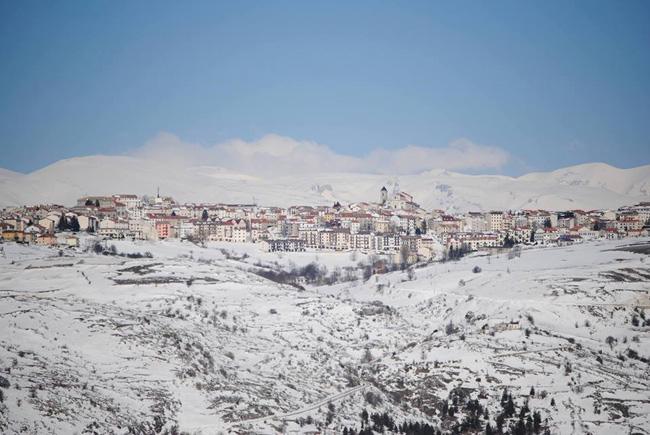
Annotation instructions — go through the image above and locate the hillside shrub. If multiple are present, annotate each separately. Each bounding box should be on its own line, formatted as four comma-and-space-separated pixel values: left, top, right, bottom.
445, 321, 458, 335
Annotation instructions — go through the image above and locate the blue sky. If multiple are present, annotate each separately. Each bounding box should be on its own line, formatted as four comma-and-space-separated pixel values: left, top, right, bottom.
1, 1, 648, 175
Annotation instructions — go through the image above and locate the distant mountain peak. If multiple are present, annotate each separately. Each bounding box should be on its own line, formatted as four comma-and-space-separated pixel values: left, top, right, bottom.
0, 156, 648, 210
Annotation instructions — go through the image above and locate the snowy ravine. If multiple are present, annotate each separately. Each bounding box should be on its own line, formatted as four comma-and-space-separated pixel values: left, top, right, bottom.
0, 238, 649, 434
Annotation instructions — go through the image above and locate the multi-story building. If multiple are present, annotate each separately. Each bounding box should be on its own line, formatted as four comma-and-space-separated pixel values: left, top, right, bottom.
466, 212, 487, 232
486, 212, 504, 232
155, 221, 170, 240
616, 219, 642, 233
261, 238, 306, 252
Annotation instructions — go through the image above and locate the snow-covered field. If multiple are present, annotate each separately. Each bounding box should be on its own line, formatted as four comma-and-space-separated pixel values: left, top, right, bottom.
0, 238, 649, 434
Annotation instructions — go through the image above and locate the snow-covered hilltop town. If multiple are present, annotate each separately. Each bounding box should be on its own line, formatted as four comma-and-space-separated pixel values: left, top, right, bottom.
2, 186, 649, 261
1, 185, 649, 435
4, 2, 650, 433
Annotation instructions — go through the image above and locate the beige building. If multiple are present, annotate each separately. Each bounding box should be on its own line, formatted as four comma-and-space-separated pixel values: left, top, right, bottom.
486, 212, 504, 231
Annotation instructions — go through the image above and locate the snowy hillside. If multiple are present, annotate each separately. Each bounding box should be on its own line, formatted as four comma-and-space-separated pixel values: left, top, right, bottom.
0, 157, 649, 211
0, 238, 648, 434
285, 166, 650, 212
0, 168, 23, 182
519, 163, 650, 197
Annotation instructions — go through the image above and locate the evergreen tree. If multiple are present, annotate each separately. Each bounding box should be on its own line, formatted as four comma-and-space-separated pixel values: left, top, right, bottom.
533, 411, 542, 433
70, 216, 80, 232
57, 216, 68, 231
513, 418, 526, 435
526, 415, 534, 434
202, 209, 209, 220
361, 408, 369, 427
505, 395, 516, 417
496, 414, 505, 432
85, 199, 93, 206
94, 199, 100, 207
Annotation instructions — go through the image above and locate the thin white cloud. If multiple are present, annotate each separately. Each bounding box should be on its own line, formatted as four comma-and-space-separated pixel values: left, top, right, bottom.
130, 132, 512, 176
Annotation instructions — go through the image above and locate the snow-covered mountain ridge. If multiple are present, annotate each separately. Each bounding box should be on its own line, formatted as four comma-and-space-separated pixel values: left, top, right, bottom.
0, 168, 23, 182
0, 156, 649, 211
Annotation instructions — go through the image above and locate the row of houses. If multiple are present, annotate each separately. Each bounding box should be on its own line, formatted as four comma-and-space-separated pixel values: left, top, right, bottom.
439, 203, 650, 251
2, 191, 649, 258
445, 224, 649, 251
0, 229, 79, 247
437, 206, 650, 235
